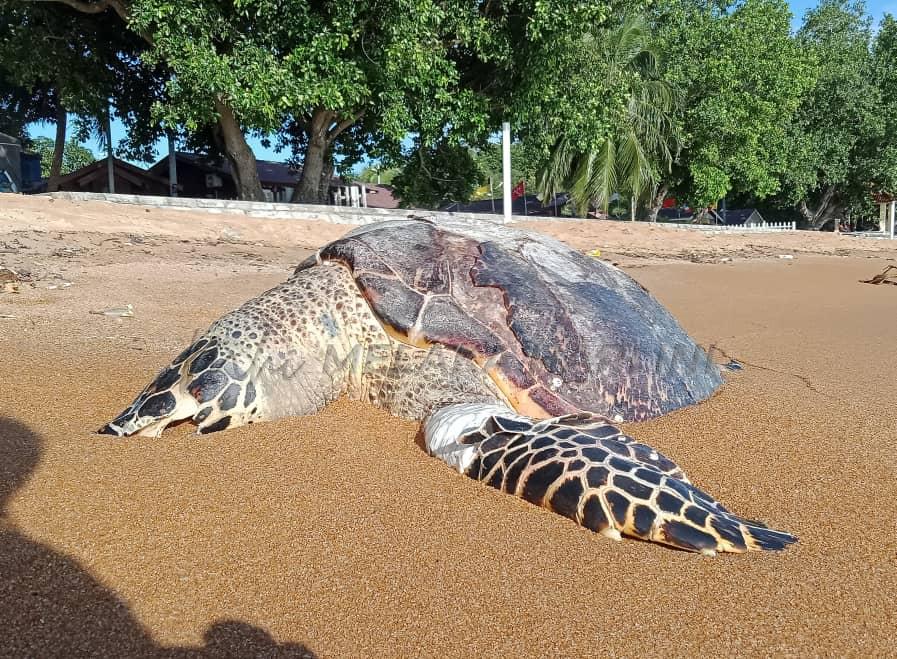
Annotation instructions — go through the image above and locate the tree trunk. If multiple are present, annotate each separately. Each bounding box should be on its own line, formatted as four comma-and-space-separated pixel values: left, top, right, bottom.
798, 186, 840, 230
38, 2, 266, 201
630, 195, 636, 221
214, 99, 264, 201
296, 137, 329, 204
293, 108, 363, 204
295, 110, 332, 204
318, 144, 334, 200
647, 183, 668, 223
46, 104, 66, 192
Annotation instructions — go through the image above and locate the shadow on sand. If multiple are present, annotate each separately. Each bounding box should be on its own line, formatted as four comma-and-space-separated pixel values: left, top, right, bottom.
0, 417, 315, 658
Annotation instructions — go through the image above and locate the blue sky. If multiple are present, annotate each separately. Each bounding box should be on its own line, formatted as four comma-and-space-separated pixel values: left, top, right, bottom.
28, 0, 897, 171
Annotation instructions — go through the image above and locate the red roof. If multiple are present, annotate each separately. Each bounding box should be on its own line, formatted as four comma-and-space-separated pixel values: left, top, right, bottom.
362, 184, 400, 209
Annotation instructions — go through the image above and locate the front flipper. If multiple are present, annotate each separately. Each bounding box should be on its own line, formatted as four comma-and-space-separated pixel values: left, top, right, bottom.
424, 404, 796, 555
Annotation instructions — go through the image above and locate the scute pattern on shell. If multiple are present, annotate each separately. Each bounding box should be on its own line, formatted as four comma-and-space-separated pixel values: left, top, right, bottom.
298, 219, 723, 421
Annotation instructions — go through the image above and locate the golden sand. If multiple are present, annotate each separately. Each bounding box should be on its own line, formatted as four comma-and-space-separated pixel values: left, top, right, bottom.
0, 197, 895, 656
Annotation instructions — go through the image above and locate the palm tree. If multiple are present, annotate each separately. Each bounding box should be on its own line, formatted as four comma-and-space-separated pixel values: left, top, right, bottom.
537, 14, 680, 219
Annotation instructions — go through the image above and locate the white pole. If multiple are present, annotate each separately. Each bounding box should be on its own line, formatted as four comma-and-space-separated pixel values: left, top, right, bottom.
360, 182, 367, 208
167, 132, 178, 197
502, 121, 511, 224
106, 104, 115, 194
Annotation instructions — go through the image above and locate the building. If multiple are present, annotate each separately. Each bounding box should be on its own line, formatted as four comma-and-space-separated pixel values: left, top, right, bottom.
54, 157, 173, 196
0, 132, 22, 192
876, 193, 896, 237
148, 153, 301, 201
20, 152, 42, 192
360, 184, 400, 209
722, 208, 766, 227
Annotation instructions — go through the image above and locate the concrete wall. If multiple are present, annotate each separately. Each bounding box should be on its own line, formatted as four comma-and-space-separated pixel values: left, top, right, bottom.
46, 191, 550, 225
0, 133, 22, 192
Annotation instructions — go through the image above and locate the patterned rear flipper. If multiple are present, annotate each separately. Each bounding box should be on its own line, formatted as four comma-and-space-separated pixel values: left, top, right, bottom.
426, 406, 796, 555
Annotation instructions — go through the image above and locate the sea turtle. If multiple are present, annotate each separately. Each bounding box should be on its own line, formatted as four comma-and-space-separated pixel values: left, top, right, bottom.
99, 219, 795, 555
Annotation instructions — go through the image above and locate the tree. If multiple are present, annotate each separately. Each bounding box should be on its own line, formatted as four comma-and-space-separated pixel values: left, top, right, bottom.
0, 76, 53, 140
356, 165, 399, 186
652, 0, 815, 213
1, 1, 165, 189
776, 0, 881, 228
30, 136, 95, 176
14, 0, 265, 200
390, 140, 483, 209
535, 14, 679, 218
124, 0, 499, 202
130, 0, 625, 204
474, 141, 544, 199
17, 0, 638, 204
871, 14, 897, 200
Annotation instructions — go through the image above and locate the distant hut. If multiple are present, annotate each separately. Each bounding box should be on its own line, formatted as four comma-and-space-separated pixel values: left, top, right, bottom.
0, 132, 22, 192
148, 153, 301, 202
55, 157, 172, 196
722, 208, 766, 227
874, 192, 896, 238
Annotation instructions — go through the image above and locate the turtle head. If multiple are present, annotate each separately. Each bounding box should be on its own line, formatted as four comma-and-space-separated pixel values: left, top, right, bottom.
97, 336, 260, 437
97, 385, 199, 437
97, 362, 201, 438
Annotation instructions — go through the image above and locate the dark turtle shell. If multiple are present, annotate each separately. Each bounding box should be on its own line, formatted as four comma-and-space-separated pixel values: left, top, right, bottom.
297, 219, 723, 421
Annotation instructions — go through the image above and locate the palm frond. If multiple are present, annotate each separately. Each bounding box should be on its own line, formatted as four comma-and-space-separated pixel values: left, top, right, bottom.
541, 12, 681, 218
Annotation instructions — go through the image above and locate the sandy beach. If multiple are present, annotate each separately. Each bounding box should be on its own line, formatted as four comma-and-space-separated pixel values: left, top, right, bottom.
1, 195, 895, 656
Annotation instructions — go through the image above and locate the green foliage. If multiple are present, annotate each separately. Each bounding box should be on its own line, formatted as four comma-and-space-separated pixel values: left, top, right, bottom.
0, 1, 166, 162
390, 140, 483, 208
30, 136, 95, 177
656, 0, 815, 206
775, 0, 882, 224
473, 142, 544, 195
867, 12, 897, 200
127, 0, 629, 200
356, 165, 400, 185
536, 14, 680, 215
0, 77, 53, 140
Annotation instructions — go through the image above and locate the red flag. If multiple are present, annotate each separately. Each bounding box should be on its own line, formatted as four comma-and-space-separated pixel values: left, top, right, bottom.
510, 180, 525, 201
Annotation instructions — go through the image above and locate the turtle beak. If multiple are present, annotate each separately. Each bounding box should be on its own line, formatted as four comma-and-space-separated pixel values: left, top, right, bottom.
97, 421, 126, 436
97, 388, 199, 438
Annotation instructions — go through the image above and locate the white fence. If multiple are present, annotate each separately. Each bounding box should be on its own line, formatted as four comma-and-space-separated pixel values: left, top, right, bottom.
663, 221, 797, 233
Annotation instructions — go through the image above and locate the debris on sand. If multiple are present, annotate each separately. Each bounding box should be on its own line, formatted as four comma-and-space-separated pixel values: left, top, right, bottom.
52, 246, 82, 258
219, 227, 242, 242
0, 267, 21, 283
861, 265, 897, 286
90, 304, 135, 317
0, 267, 25, 293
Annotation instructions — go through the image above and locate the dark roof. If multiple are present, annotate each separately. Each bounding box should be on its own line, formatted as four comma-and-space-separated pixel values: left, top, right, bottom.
55, 157, 173, 189
150, 152, 300, 186
361, 184, 400, 209
440, 193, 568, 216
255, 159, 302, 186
722, 208, 764, 226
